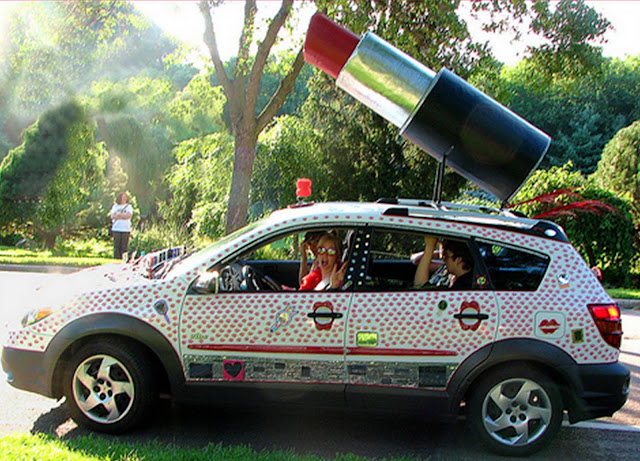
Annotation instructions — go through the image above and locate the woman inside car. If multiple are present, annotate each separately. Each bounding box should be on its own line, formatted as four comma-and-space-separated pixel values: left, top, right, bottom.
299, 232, 347, 290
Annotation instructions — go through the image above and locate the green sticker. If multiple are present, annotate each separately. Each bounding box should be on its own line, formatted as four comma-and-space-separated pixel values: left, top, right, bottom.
357, 332, 378, 347
572, 329, 584, 344
438, 300, 448, 311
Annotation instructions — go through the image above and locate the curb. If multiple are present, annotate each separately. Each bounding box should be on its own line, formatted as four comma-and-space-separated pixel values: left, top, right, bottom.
616, 299, 640, 311
0, 264, 85, 274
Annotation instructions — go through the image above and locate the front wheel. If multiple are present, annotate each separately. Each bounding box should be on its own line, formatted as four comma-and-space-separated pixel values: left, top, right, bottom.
467, 365, 563, 457
63, 339, 156, 434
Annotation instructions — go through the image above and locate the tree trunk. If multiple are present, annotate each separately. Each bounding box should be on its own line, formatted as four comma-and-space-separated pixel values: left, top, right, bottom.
225, 133, 258, 233
40, 230, 59, 251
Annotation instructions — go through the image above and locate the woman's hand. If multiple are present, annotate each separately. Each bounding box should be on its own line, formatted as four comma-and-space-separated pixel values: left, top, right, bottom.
330, 262, 347, 289
300, 241, 309, 262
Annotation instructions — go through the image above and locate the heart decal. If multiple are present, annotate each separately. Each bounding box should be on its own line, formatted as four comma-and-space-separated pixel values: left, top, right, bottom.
223, 360, 244, 380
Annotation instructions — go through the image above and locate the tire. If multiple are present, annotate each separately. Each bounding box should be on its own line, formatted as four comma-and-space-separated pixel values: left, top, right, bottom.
62, 339, 157, 434
467, 365, 563, 457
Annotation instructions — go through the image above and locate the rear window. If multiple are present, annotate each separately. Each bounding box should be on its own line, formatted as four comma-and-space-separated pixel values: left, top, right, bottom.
477, 242, 549, 291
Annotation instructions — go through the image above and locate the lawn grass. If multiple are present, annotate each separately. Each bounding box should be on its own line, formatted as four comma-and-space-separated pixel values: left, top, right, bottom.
0, 247, 116, 267
606, 287, 640, 300
0, 433, 417, 461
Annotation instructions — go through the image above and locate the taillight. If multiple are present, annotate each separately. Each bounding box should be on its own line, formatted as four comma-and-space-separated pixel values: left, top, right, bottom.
588, 303, 622, 349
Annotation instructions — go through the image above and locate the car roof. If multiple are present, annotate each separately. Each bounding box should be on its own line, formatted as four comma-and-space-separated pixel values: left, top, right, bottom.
273, 200, 568, 242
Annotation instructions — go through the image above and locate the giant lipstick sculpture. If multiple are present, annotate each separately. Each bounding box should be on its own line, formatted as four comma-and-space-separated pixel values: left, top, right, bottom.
304, 13, 551, 202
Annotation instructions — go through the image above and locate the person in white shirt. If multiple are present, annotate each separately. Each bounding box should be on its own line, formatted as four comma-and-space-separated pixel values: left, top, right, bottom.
110, 192, 133, 260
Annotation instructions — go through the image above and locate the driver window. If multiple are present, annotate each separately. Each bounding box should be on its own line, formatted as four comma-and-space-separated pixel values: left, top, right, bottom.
210, 228, 352, 292
214, 228, 353, 293
241, 233, 302, 290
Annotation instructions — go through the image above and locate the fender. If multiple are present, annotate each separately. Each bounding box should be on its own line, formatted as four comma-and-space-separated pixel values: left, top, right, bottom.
43, 313, 185, 398
447, 338, 582, 414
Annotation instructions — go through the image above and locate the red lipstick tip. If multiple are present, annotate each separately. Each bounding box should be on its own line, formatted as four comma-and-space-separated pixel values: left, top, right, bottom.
303, 12, 360, 79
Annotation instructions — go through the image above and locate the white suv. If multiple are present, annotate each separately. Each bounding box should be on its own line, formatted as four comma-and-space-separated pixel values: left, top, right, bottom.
2, 198, 630, 456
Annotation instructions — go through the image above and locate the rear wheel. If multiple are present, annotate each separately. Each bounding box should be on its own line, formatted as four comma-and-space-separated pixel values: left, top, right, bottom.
467, 365, 563, 457
63, 339, 156, 434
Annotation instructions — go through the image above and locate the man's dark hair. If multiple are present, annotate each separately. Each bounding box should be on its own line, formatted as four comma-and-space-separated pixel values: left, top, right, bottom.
442, 240, 474, 271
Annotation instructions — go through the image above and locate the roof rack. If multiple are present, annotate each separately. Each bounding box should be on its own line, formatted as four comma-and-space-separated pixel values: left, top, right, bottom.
376, 197, 527, 219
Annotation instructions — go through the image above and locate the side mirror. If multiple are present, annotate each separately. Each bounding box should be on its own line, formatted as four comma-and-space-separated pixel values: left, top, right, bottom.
193, 271, 220, 294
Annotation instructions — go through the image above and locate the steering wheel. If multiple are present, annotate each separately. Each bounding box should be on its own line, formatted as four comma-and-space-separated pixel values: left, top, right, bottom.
219, 263, 244, 291
242, 265, 281, 291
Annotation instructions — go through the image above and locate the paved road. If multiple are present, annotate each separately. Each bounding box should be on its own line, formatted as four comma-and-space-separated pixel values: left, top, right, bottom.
1, 271, 639, 460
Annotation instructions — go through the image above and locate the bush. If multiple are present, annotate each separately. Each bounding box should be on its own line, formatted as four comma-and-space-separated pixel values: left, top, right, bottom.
593, 120, 640, 219
129, 222, 191, 255
513, 164, 637, 286
53, 237, 112, 258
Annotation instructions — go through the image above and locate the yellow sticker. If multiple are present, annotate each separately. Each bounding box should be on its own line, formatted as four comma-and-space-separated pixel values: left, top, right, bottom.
357, 332, 379, 347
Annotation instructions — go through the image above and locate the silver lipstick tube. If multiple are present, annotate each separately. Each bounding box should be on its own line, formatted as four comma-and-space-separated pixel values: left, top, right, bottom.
336, 32, 436, 128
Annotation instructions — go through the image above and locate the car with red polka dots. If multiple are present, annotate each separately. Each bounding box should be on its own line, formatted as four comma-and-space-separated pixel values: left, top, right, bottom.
2, 198, 630, 456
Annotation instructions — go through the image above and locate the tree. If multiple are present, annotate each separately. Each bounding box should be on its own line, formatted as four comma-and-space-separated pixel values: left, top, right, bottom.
162, 133, 234, 239
0, 101, 107, 248
87, 76, 179, 216
487, 55, 640, 174
2, 1, 195, 155
528, 0, 610, 78
593, 120, 640, 218
199, 0, 306, 232
512, 163, 636, 285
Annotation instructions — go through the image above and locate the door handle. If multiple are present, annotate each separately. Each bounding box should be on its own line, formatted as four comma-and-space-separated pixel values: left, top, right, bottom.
453, 313, 489, 321
307, 312, 343, 319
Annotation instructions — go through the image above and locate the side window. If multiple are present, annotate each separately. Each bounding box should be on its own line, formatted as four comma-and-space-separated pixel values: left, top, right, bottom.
477, 242, 550, 291
362, 229, 424, 290
218, 227, 355, 292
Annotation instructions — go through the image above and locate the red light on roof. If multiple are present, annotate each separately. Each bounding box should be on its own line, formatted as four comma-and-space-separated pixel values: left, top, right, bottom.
296, 178, 312, 198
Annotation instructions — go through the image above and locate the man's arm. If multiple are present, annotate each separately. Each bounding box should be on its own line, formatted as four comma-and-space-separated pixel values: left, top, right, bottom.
414, 236, 438, 287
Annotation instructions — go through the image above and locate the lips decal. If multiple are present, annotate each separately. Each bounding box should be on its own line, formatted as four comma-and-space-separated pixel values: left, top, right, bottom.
311, 302, 336, 331
539, 319, 560, 335
458, 301, 482, 331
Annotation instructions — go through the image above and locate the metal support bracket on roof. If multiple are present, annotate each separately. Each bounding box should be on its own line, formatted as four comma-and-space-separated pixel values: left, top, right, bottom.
432, 145, 454, 204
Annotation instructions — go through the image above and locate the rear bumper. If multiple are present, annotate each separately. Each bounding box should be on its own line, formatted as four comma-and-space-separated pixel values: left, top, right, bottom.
1, 346, 52, 398
566, 361, 630, 423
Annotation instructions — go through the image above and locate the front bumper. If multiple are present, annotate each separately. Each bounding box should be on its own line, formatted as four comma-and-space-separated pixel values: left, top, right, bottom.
1, 346, 52, 398
567, 361, 630, 423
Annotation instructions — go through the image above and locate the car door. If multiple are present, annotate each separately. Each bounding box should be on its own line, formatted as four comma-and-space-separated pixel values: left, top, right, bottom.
344, 226, 499, 394
179, 229, 354, 389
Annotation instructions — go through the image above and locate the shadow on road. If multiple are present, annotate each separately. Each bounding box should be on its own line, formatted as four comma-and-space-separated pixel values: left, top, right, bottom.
27, 400, 640, 461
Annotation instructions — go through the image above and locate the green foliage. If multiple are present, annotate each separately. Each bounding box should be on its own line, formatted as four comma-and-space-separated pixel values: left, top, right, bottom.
129, 221, 191, 255
161, 133, 234, 240
513, 164, 636, 285
317, 0, 491, 77
490, 56, 640, 174
593, 120, 640, 218
164, 72, 227, 143
251, 79, 467, 212
53, 237, 113, 258
0, 101, 107, 248
3, 2, 187, 120
252, 115, 323, 210
86, 76, 178, 216
528, 0, 610, 77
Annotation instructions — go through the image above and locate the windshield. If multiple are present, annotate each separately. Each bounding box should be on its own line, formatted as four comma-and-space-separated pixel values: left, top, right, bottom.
166, 218, 267, 278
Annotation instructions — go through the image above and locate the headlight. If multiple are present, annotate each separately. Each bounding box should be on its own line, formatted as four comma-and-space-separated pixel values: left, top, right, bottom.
21, 308, 55, 327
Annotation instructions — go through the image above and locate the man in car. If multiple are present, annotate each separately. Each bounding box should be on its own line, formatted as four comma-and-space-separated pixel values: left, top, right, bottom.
414, 236, 474, 290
